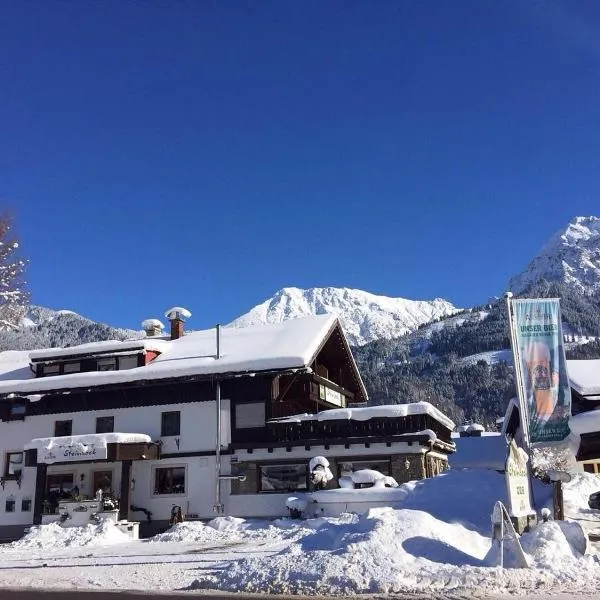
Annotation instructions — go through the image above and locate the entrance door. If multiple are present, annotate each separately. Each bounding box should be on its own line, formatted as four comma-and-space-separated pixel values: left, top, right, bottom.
93, 470, 113, 495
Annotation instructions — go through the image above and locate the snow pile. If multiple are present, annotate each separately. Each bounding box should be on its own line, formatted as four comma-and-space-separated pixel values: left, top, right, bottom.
189, 507, 493, 595
351, 469, 398, 488
186, 469, 600, 595
563, 472, 600, 517
4, 521, 129, 550
148, 519, 245, 544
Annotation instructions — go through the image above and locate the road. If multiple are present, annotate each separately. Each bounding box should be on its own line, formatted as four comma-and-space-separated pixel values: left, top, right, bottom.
3, 590, 600, 600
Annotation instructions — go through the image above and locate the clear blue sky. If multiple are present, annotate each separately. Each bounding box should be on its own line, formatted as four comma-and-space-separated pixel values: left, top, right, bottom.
2, 1, 600, 330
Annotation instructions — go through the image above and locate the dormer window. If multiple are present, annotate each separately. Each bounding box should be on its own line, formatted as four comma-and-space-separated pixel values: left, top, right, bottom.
41, 364, 60, 377
97, 358, 117, 372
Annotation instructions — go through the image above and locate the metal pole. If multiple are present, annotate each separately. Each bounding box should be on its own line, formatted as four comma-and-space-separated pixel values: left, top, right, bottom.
214, 324, 224, 513
505, 293, 531, 450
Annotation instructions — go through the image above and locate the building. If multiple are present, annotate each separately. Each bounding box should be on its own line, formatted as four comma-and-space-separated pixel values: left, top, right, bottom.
566, 359, 600, 473
0, 311, 455, 540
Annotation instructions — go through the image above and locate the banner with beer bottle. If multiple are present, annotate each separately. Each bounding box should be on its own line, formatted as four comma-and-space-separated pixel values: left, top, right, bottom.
511, 298, 571, 444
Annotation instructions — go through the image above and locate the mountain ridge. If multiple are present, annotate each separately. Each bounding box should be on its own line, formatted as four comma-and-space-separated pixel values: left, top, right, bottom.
509, 215, 600, 295
228, 286, 460, 346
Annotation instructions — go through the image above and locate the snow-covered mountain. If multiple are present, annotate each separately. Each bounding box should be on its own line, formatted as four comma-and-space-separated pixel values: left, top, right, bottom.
0, 306, 142, 352
228, 287, 460, 346
509, 216, 600, 295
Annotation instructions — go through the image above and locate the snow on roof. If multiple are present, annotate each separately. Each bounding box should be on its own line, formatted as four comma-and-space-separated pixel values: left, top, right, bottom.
450, 434, 507, 471
270, 402, 455, 431
568, 410, 600, 437
568, 359, 600, 396
0, 314, 347, 396
24, 432, 152, 451
28, 338, 168, 361
0, 351, 33, 382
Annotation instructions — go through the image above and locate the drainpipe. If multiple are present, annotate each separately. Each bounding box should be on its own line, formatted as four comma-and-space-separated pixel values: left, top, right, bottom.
214, 324, 224, 514
424, 442, 434, 478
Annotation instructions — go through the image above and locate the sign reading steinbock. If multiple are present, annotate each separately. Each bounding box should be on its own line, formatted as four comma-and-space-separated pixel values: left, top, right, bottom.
512, 298, 571, 444
40, 443, 108, 464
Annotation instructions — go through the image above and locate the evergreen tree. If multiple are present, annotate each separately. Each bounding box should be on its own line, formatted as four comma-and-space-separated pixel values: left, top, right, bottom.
0, 213, 29, 329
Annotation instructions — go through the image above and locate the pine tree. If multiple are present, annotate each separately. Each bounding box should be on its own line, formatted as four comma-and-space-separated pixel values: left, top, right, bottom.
0, 213, 29, 329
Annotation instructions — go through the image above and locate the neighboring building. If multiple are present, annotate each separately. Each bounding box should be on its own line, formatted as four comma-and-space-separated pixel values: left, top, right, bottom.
566, 359, 600, 473
0, 311, 455, 540
500, 359, 600, 473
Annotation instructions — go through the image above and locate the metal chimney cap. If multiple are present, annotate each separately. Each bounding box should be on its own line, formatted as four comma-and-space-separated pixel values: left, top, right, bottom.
164, 307, 192, 321
141, 318, 165, 330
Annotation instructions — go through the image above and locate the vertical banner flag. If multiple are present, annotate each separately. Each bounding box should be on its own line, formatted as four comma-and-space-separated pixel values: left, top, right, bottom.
512, 298, 571, 444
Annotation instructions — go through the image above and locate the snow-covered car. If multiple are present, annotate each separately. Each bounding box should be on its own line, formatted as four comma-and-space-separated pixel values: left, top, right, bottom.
588, 491, 600, 510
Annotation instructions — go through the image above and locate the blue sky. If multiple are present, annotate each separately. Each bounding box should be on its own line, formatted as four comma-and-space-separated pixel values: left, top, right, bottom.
2, 1, 600, 330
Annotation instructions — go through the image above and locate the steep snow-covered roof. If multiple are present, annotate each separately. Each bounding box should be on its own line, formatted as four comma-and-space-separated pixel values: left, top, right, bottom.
0, 314, 347, 396
568, 359, 600, 396
270, 402, 455, 431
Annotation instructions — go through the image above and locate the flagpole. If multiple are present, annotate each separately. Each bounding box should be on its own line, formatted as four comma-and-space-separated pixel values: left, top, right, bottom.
505, 291, 531, 451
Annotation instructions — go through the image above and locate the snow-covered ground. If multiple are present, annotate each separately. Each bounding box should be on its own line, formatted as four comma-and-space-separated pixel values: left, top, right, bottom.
1, 469, 600, 595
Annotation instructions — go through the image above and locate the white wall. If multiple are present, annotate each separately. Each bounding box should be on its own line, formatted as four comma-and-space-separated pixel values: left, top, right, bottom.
0, 400, 230, 527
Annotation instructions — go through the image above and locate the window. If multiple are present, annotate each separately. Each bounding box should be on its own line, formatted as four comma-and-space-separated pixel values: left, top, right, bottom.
161, 411, 180, 436
46, 473, 75, 498
96, 416, 114, 434
235, 403, 266, 429
41, 364, 60, 376
97, 358, 116, 371
54, 420, 72, 437
4, 452, 23, 479
338, 459, 391, 479
118, 355, 139, 370
259, 464, 308, 492
21, 498, 31, 512
5, 499, 15, 513
63, 362, 80, 374
9, 402, 27, 420
154, 467, 185, 495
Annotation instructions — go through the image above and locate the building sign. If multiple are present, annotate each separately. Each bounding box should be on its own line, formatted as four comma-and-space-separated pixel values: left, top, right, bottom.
510, 298, 571, 444
505, 439, 533, 517
39, 443, 108, 464
319, 384, 345, 407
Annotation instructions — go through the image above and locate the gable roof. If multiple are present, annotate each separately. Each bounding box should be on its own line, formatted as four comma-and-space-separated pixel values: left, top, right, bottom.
0, 314, 367, 398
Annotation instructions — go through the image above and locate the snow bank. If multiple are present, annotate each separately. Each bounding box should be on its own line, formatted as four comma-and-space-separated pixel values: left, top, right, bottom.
3, 522, 129, 550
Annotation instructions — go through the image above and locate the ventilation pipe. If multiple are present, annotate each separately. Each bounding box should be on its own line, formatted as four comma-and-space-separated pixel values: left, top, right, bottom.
141, 319, 165, 338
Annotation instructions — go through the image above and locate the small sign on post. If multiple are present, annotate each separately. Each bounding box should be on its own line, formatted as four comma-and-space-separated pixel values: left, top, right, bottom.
547, 470, 572, 521
505, 439, 536, 533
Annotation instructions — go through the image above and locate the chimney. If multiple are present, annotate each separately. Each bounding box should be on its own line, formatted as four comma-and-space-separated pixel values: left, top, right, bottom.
141, 319, 165, 338
164, 307, 192, 340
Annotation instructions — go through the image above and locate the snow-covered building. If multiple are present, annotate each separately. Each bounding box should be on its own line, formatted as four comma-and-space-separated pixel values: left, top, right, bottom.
0, 311, 455, 540
567, 359, 600, 473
